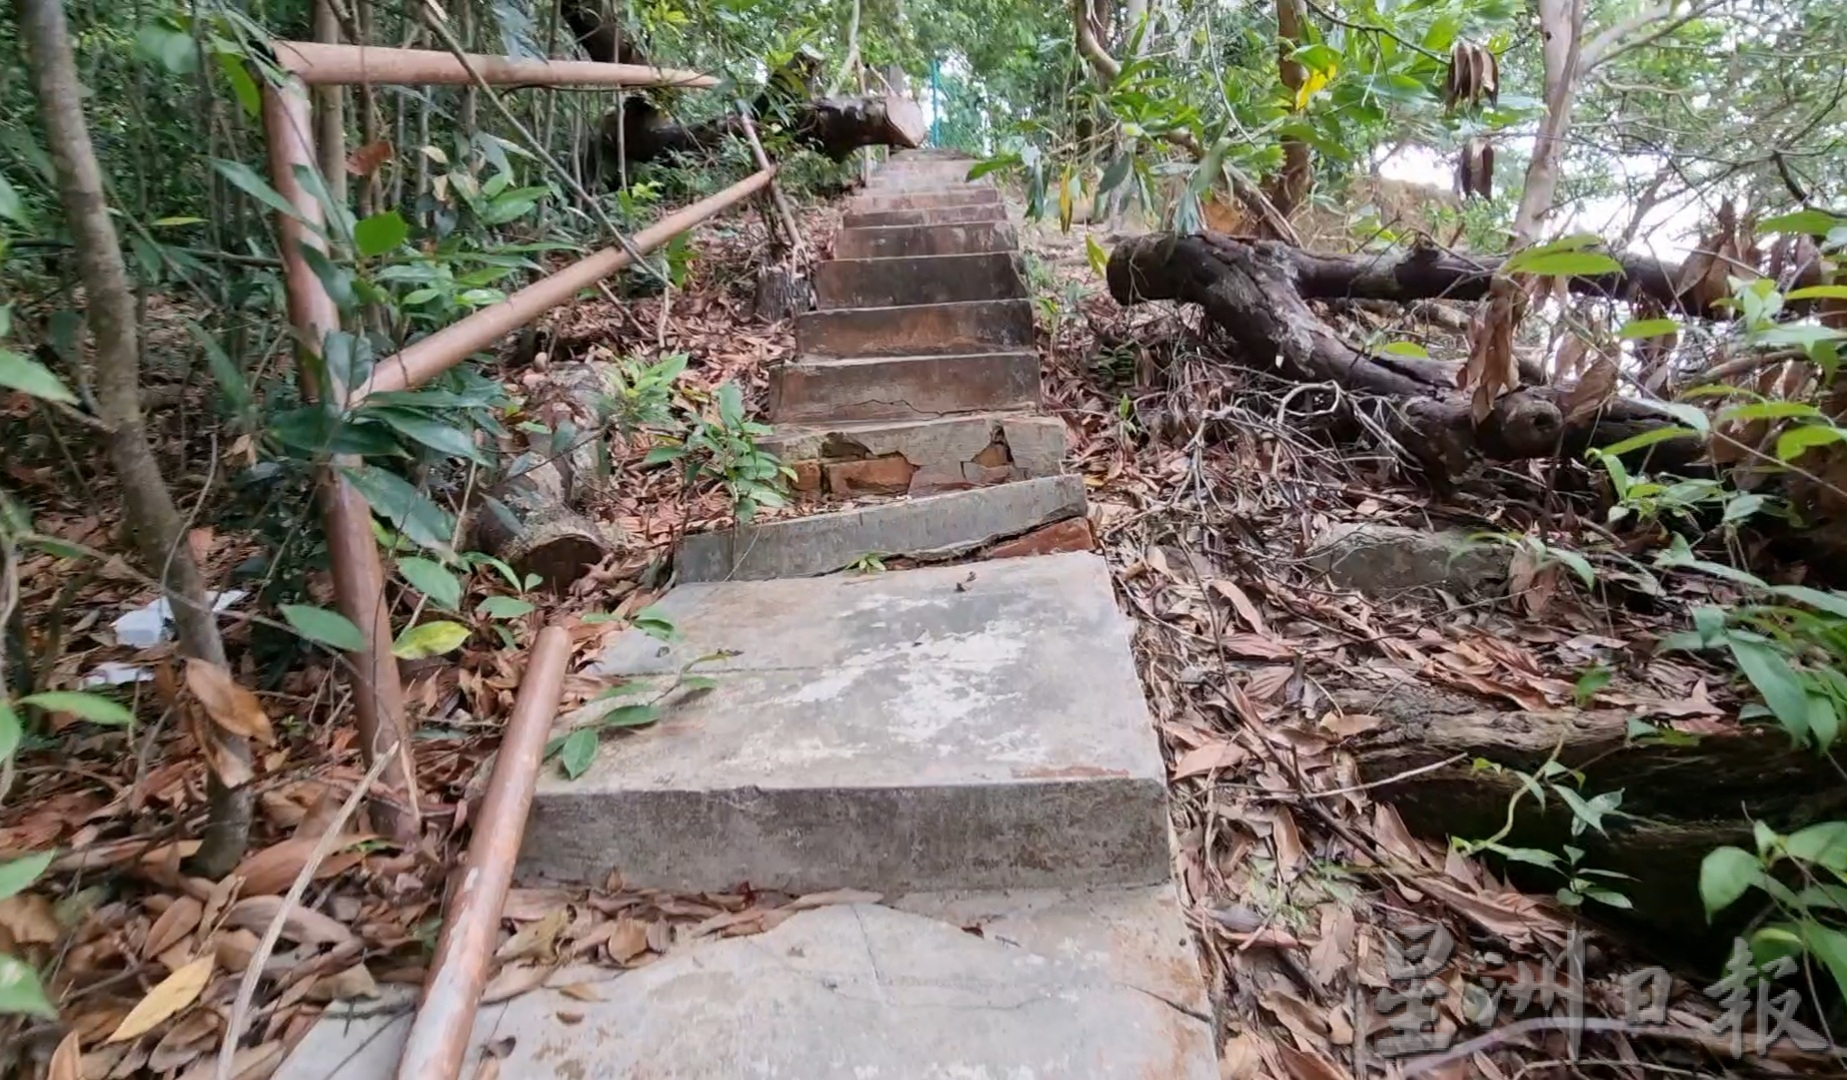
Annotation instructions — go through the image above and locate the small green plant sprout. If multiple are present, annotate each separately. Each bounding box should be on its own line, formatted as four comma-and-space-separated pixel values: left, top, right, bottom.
643, 382, 793, 523
547, 653, 725, 779
1700, 819, 1847, 1002
0, 849, 56, 1018
1456, 753, 1633, 911
850, 553, 887, 574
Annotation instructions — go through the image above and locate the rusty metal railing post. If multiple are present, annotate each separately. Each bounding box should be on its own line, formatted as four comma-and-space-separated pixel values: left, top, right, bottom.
396, 625, 571, 1080
263, 75, 422, 840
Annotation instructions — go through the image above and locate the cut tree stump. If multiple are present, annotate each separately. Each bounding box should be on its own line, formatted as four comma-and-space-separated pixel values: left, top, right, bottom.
1106, 233, 1708, 480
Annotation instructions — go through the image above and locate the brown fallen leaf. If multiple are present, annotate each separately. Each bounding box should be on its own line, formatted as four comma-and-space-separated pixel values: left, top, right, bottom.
48, 1030, 81, 1080
605, 918, 649, 964
1208, 579, 1269, 635
0, 892, 61, 944
233, 835, 372, 897
1272, 808, 1306, 881
1171, 741, 1247, 780
1561, 356, 1617, 422
107, 954, 214, 1043
1276, 1042, 1350, 1080
1220, 1032, 1268, 1078
1222, 634, 1298, 661
144, 896, 203, 959
1317, 712, 1382, 739
785, 889, 882, 911
148, 1009, 219, 1072
554, 982, 603, 1002
224, 896, 354, 946
308, 962, 380, 1002
496, 908, 568, 963
482, 963, 551, 1005
345, 139, 394, 177
176, 1041, 282, 1080
184, 658, 275, 745
211, 928, 261, 973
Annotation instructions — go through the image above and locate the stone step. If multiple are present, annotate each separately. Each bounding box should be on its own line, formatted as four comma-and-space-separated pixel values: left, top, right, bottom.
795, 298, 1033, 358
766, 414, 1067, 497
841, 201, 1007, 229
667, 474, 1086, 582
836, 221, 1019, 259
769, 351, 1040, 424
815, 252, 1024, 309
847, 187, 1002, 214
519, 549, 1168, 894
275, 887, 1214, 1080
864, 167, 985, 191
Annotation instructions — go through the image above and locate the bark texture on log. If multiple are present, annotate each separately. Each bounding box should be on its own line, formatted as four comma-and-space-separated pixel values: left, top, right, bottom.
1106, 232, 1707, 477
474, 362, 621, 589
1339, 683, 1845, 953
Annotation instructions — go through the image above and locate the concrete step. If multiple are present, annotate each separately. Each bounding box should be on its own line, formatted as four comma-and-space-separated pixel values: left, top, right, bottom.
837, 221, 1019, 259
865, 168, 985, 191
519, 548, 1168, 892
841, 201, 1007, 229
815, 252, 1024, 309
847, 187, 1002, 214
275, 887, 1214, 1080
767, 414, 1066, 498
667, 473, 1086, 582
796, 298, 1033, 358
769, 351, 1040, 424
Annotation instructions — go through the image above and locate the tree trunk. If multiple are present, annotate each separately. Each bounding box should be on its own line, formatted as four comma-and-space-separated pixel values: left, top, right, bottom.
1269, 0, 1312, 218
311, 0, 348, 208
17, 0, 251, 876
1513, 0, 1586, 244
1338, 682, 1843, 956
1106, 232, 1707, 477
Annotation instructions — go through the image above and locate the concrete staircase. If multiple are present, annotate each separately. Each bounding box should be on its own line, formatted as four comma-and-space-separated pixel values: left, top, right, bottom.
279, 151, 1215, 1079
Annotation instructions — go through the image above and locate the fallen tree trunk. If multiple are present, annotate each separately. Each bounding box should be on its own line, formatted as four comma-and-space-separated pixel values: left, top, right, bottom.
1107, 232, 1708, 478
561, 0, 922, 175
1337, 682, 1847, 957
473, 361, 622, 589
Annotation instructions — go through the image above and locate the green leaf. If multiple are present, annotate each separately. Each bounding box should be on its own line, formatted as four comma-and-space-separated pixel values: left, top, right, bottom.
1085, 235, 1109, 278
1550, 548, 1596, 587
0, 954, 55, 1019
1757, 209, 1847, 236
1582, 886, 1633, 910
1775, 423, 1847, 462
0, 175, 28, 227
1786, 285, 1847, 301
1618, 318, 1680, 339
397, 557, 463, 611
0, 850, 53, 901
477, 596, 535, 619
678, 675, 719, 693
354, 211, 410, 257
0, 701, 18, 762
1502, 249, 1624, 277
280, 604, 366, 651
1655, 401, 1712, 435
213, 52, 261, 117
1096, 153, 1133, 196
212, 159, 305, 224
20, 691, 133, 727
0, 348, 77, 405
1729, 637, 1812, 743
559, 727, 597, 779
1574, 665, 1611, 706
182, 319, 252, 416
135, 25, 199, 74
1700, 846, 1763, 919
1595, 425, 1700, 458
1769, 585, 1847, 619
1786, 822, 1847, 871
342, 466, 457, 553
1719, 401, 1823, 424
1802, 922, 1847, 1006
600, 704, 660, 728
391, 620, 471, 659
1379, 340, 1430, 359
715, 382, 745, 429
367, 408, 489, 465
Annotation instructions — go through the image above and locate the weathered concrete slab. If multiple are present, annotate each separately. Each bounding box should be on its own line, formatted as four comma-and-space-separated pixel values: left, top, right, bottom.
795, 298, 1033, 358
837, 221, 1018, 259
1310, 521, 1510, 599
519, 548, 1168, 893
865, 170, 987, 192
275, 899, 1214, 1080
768, 351, 1040, 423
668, 473, 1085, 582
846, 187, 1002, 214
841, 201, 1007, 229
764, 414, 1067, 490
815, 252, 1024, 309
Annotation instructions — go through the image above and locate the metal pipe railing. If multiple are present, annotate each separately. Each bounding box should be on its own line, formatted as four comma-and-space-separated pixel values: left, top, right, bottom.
264, 76, 423, 841
273, 40, 717, 89
359, 167, 776, 398
395, 625, 571, 1080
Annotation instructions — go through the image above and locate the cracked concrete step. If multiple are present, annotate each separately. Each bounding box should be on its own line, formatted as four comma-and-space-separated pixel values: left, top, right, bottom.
275, 888, 1214, 1080
846, 187, 1002, 215
519, 549, 1169, 893
837, 221, 1018, 259
765, 414, 1067, 497
768, 351, 1040, 424
665, 474, 1086, 583
841, 201, 1007, 229
815, 252, 1025, 309
795, 298, 1033, 358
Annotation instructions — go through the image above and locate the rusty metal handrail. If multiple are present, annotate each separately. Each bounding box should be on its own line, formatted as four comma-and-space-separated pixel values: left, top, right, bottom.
396, 626, 571, 1080
273, 40, 717, 88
